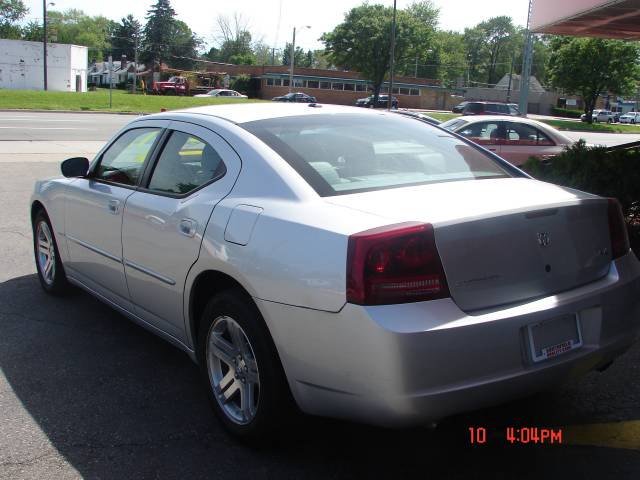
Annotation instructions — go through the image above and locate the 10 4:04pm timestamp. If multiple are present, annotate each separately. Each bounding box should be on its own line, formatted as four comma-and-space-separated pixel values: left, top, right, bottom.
469, 427, 563, 445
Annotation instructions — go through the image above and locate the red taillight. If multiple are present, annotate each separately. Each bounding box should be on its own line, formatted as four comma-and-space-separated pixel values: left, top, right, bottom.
608, 198, 630, 259
346, 222, 450, 305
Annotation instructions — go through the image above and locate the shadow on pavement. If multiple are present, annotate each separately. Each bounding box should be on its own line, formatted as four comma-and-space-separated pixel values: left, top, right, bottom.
1, 274, 638, 479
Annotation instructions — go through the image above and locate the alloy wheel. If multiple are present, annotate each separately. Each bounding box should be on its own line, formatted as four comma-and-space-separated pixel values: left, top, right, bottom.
36, 221, 56, 285
206, 315, 260, 425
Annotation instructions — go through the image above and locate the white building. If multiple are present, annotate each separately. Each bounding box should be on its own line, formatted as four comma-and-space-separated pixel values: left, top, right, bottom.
0, 39, 88, 92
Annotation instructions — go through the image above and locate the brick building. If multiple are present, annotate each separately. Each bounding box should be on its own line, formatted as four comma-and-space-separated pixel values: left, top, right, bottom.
202, 62, 459, 110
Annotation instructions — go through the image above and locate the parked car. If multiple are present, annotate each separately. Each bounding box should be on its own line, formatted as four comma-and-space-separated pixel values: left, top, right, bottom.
461, 101, 520, 116
32, 104, 639, 443
355, 94, 399, 109
581, 110, 616, 123
451, 101, 468, 113
619, 112, 640, 124
194, 89, 248, 99
392, 109, 440, 125
440, 115, 574, 166
272, 92, 317, 103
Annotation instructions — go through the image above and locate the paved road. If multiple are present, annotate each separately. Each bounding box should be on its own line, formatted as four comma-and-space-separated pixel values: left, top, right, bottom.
1, 113, 640, 479
0, 111, 136, 141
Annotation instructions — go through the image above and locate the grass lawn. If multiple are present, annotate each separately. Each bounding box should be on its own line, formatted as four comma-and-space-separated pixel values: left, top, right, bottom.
0, 88, 265, 113
427, 112, 460, 122
424, 111, 640, 134
539, 119, 640, 134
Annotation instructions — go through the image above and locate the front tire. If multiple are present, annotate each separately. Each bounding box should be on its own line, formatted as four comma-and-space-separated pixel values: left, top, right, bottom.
197, 290, 295, 443
32, 209, 71, 295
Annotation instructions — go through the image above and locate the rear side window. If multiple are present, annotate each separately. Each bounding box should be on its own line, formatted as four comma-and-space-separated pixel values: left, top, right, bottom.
147, 131, 226, 195
242, 114, 511, 196
465, 103, 483, 113
505, 123, 555, 146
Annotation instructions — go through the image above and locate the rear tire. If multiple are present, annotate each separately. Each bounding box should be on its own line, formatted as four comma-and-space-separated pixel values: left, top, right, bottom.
197, 290, 295, 444
32, 209, 71, 295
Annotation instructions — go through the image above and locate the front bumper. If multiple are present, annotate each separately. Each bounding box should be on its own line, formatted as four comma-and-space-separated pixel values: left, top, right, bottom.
256, 252, 640, 427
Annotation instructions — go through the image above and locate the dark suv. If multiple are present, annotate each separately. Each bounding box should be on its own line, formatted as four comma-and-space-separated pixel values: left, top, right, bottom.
355, 95, 399, 109
462, 102, 519, 116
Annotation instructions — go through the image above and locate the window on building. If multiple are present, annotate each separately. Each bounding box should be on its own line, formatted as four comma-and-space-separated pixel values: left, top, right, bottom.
294, 78, 305, 87
307, 80, 319, 89
399, 88, 410, 95
410, 88, 420, 96
332, 83, 344, 90
320, 81, 331, 89
392, 87, 400, 94
380, 87, 389, 93
356, 84, 367, 92
343, 83, 355, 91
282, 79, 290, 87
266, 78, 274, 86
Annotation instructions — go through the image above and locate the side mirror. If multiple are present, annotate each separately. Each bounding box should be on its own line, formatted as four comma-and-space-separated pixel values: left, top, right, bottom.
61, 157, 89, 178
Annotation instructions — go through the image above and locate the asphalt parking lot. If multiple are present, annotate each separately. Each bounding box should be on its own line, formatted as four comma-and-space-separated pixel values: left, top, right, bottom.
0, 112, 639, 479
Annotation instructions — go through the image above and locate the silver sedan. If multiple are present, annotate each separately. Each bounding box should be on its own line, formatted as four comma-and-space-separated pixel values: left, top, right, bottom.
31, 104, 640, 442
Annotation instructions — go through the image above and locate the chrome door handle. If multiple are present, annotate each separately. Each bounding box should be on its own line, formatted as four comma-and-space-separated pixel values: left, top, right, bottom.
107, 199, 120, 214
179, 218, 197, 237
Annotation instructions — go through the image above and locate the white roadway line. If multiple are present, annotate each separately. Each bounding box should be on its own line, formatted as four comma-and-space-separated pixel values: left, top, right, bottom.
0, 118, 87, 122
0, 127, 93, 130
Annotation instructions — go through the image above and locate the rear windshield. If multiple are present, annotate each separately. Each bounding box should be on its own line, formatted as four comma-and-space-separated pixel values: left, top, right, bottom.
242, 114, 511, 196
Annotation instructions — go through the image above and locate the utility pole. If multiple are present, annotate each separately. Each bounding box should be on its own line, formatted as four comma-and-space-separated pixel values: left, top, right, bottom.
108, 55, 113, 109
132, 34, 139, 94
506, 53, 515, 103
414, 54, 418, 78
43, 0, 48, 90
288, 27, 295, 93
518, 0, 534, 116
289, 25, 310, 93
387, 0, 397, 110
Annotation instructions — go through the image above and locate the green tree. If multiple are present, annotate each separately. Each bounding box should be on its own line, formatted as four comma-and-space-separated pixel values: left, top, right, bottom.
547, 37, 640, 122
20, 20, 42, 41
169, 20, 202, 69
322, 3, 433, 102
0, 0, 28, 39
430, 30, 467, 87
111, 14, 142, 60
142, 0, 176, 68
211, 13, 256, 64
44, 9, 115, 61
282, 42, 307, 67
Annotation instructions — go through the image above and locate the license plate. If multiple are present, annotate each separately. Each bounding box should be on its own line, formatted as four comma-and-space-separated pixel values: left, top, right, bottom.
527, 314, 583, 363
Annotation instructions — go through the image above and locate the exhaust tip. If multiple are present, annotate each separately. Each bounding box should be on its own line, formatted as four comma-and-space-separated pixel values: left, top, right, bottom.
596, 360, 614, 372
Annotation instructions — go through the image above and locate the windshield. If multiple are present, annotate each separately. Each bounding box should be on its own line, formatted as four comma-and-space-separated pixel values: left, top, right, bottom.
242, 114, 512, 196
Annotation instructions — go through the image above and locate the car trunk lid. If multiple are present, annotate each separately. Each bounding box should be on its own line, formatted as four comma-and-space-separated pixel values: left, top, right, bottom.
327, 178, 612, 311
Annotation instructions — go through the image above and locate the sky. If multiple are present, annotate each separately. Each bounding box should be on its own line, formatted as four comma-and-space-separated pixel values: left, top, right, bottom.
23, 0, 530, 51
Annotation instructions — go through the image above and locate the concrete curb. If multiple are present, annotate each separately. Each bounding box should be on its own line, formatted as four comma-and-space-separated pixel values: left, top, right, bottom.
0, 109, 144, 116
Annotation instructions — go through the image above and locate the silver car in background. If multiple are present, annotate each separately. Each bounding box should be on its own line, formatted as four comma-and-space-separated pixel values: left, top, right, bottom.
31, 104, 640, 442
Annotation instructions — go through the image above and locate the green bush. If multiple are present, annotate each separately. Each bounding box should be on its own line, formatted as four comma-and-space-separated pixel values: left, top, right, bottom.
230, 74, 252, 97
522, 140, 640, 255
551, 107, 583, 119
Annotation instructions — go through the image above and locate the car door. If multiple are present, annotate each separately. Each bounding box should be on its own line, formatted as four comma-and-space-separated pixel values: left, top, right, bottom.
64, 122, 167, 309
121, 121, 241, 340
456, 121, 504, 155
501, 122, 558, 166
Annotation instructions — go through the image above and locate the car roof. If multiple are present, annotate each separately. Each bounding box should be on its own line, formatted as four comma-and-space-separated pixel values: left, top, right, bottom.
156, 102, 384, 124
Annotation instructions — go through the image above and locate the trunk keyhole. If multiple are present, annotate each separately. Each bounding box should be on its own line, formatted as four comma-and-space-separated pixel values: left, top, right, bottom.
545, 264, 551, 273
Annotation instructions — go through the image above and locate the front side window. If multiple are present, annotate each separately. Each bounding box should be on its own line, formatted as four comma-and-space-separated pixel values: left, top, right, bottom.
94, 128, 161, 186
457, 121, 503, 145
147, 131, 226, 195
242, 114, 511, 196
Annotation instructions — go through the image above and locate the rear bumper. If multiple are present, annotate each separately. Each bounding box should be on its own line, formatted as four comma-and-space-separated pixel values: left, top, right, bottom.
257, 252, 640, 427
